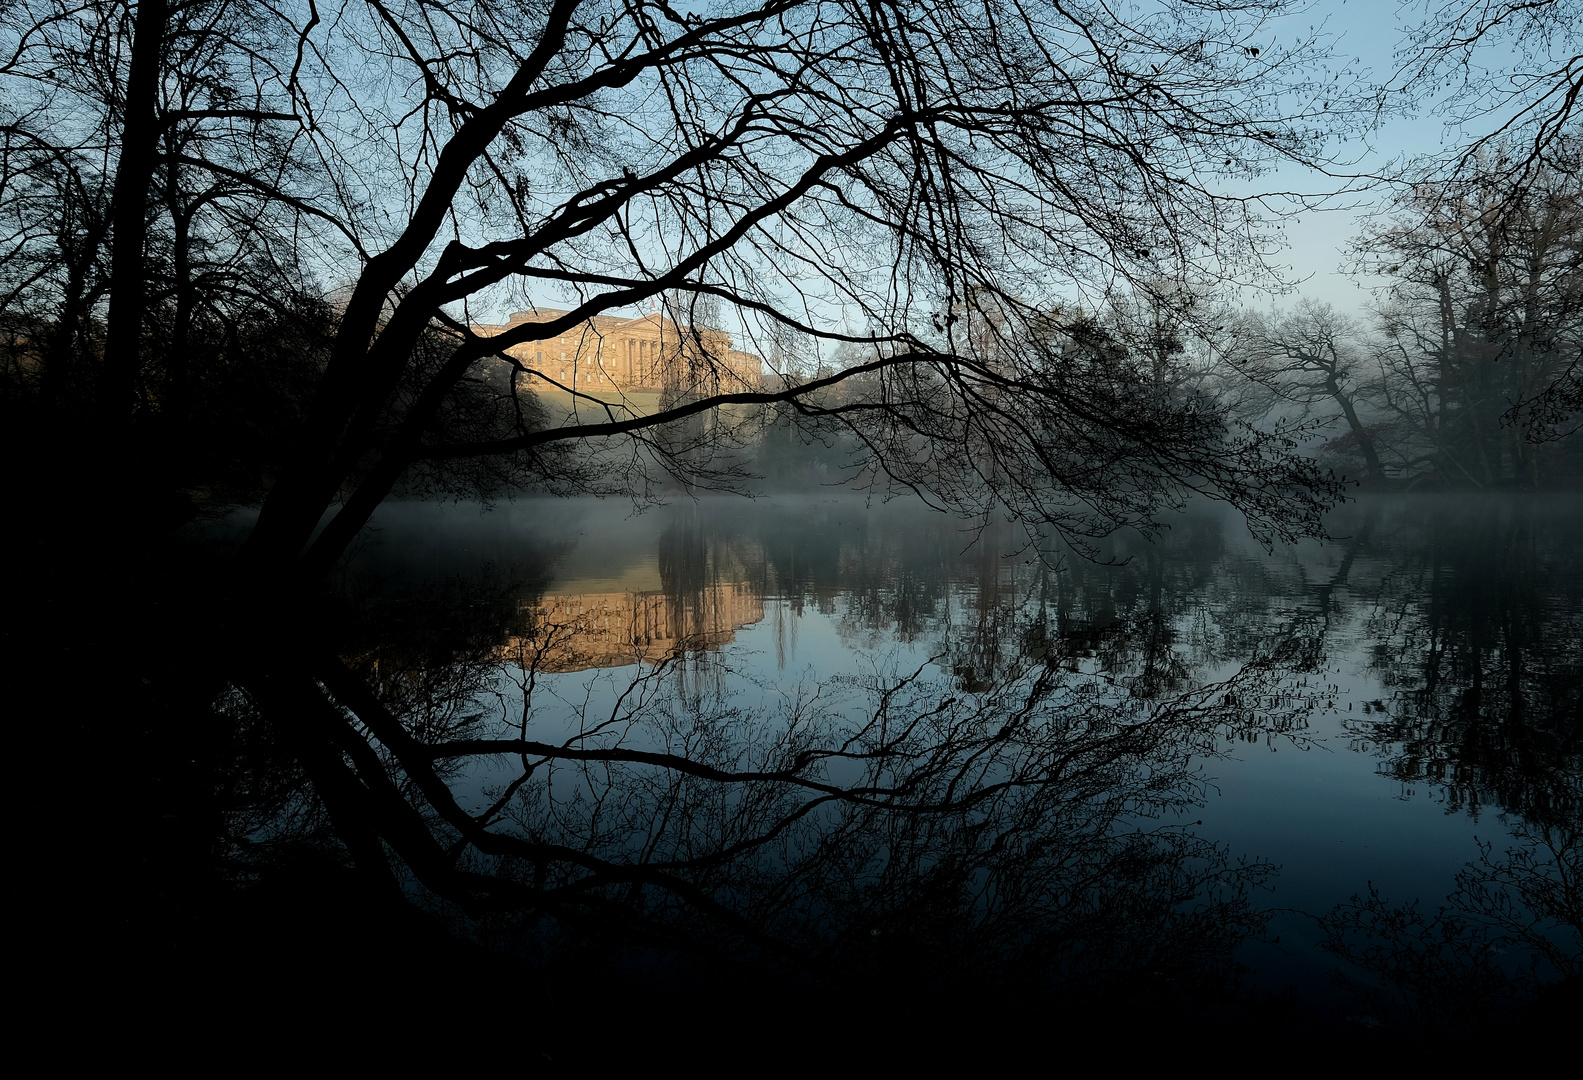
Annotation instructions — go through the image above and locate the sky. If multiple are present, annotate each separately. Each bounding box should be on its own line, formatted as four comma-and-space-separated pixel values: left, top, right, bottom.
471, 2, 1549, 340
1250, 1, 1534, 316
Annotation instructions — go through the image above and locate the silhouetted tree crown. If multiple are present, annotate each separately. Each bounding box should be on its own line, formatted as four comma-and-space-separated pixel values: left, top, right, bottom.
3, 0, 1374, 550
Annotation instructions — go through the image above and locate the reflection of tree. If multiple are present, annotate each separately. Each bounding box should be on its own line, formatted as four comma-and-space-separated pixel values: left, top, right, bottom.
223, 595, 1321, 1001
1350, 500, 1583, 823
1315, 497, 1582, 1041
769, 504, 960, 649
742, 500, 1332, 700
226, 494, 1578, 1023
656, 515, 765, 659
483, 642, 1312, 993
226, 575, 525, 862
1320, 815, 1580, 1043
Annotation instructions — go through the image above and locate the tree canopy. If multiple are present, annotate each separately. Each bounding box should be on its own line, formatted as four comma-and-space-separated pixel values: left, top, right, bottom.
2, 0, 1371, 563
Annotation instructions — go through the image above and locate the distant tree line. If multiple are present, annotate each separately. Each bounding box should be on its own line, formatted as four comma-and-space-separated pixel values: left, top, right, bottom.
1233, 149, 1583, 489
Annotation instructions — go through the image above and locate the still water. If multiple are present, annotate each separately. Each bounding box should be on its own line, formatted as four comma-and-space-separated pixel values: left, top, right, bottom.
341, 492, 1580, 1024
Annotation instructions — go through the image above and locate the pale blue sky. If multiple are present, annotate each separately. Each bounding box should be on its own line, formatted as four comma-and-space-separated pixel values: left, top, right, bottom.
474, 3, 1543, 336
1251, 1, 1533, 315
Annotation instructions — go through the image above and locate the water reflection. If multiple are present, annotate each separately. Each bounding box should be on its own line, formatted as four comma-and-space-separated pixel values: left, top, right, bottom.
1319, 817, 1580, 1044
281, 494, 1583, 1033
1303, 499, 1583, 1038
1345, 500, 1582, 824
456, 622, 1317, 1013
510, 585, 765, 672
344, 496, 1583, 819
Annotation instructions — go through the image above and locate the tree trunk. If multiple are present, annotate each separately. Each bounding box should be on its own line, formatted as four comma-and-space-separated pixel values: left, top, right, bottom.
1327, 377, 1385, 482
99, 0, 168, 434
167, 196, 194, 435
40, 224, 104, 410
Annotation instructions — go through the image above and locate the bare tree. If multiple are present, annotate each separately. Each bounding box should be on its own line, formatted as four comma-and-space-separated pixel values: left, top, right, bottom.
1386, 0, 1582, 187
0, 121, 112, 406
220, 0, 1366, 580
5, 0, 1377, 956
1, 0, 334, 446
1356, 151, 1583, 486
1235, 300, 1388, 483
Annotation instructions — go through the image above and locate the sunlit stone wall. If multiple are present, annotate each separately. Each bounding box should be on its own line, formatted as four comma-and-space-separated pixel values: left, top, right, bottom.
474, 308, 763, 396
505, 582, 765, 672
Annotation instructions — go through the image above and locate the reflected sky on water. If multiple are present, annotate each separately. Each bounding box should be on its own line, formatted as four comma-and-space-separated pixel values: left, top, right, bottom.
341, 492, 1580, 1009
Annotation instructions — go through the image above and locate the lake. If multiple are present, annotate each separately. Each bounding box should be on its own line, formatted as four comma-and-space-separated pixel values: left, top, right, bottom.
316, 491, 1579, 1034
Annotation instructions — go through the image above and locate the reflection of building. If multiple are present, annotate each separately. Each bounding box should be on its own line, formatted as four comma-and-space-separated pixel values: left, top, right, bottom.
476, 308, 762, 395
505, 583, 764, 672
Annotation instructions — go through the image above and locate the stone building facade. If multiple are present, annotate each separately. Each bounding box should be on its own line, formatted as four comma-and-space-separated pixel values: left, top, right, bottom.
476, 308, 762, 395
503, 583, 765, 672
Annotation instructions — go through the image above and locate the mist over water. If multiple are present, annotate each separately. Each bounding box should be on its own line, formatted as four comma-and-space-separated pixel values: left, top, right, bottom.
331, 491, 1580, 1023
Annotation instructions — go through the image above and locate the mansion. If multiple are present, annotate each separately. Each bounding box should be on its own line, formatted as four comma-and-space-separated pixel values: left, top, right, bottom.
504, 583, 765, 672
476, 307, 762, 395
